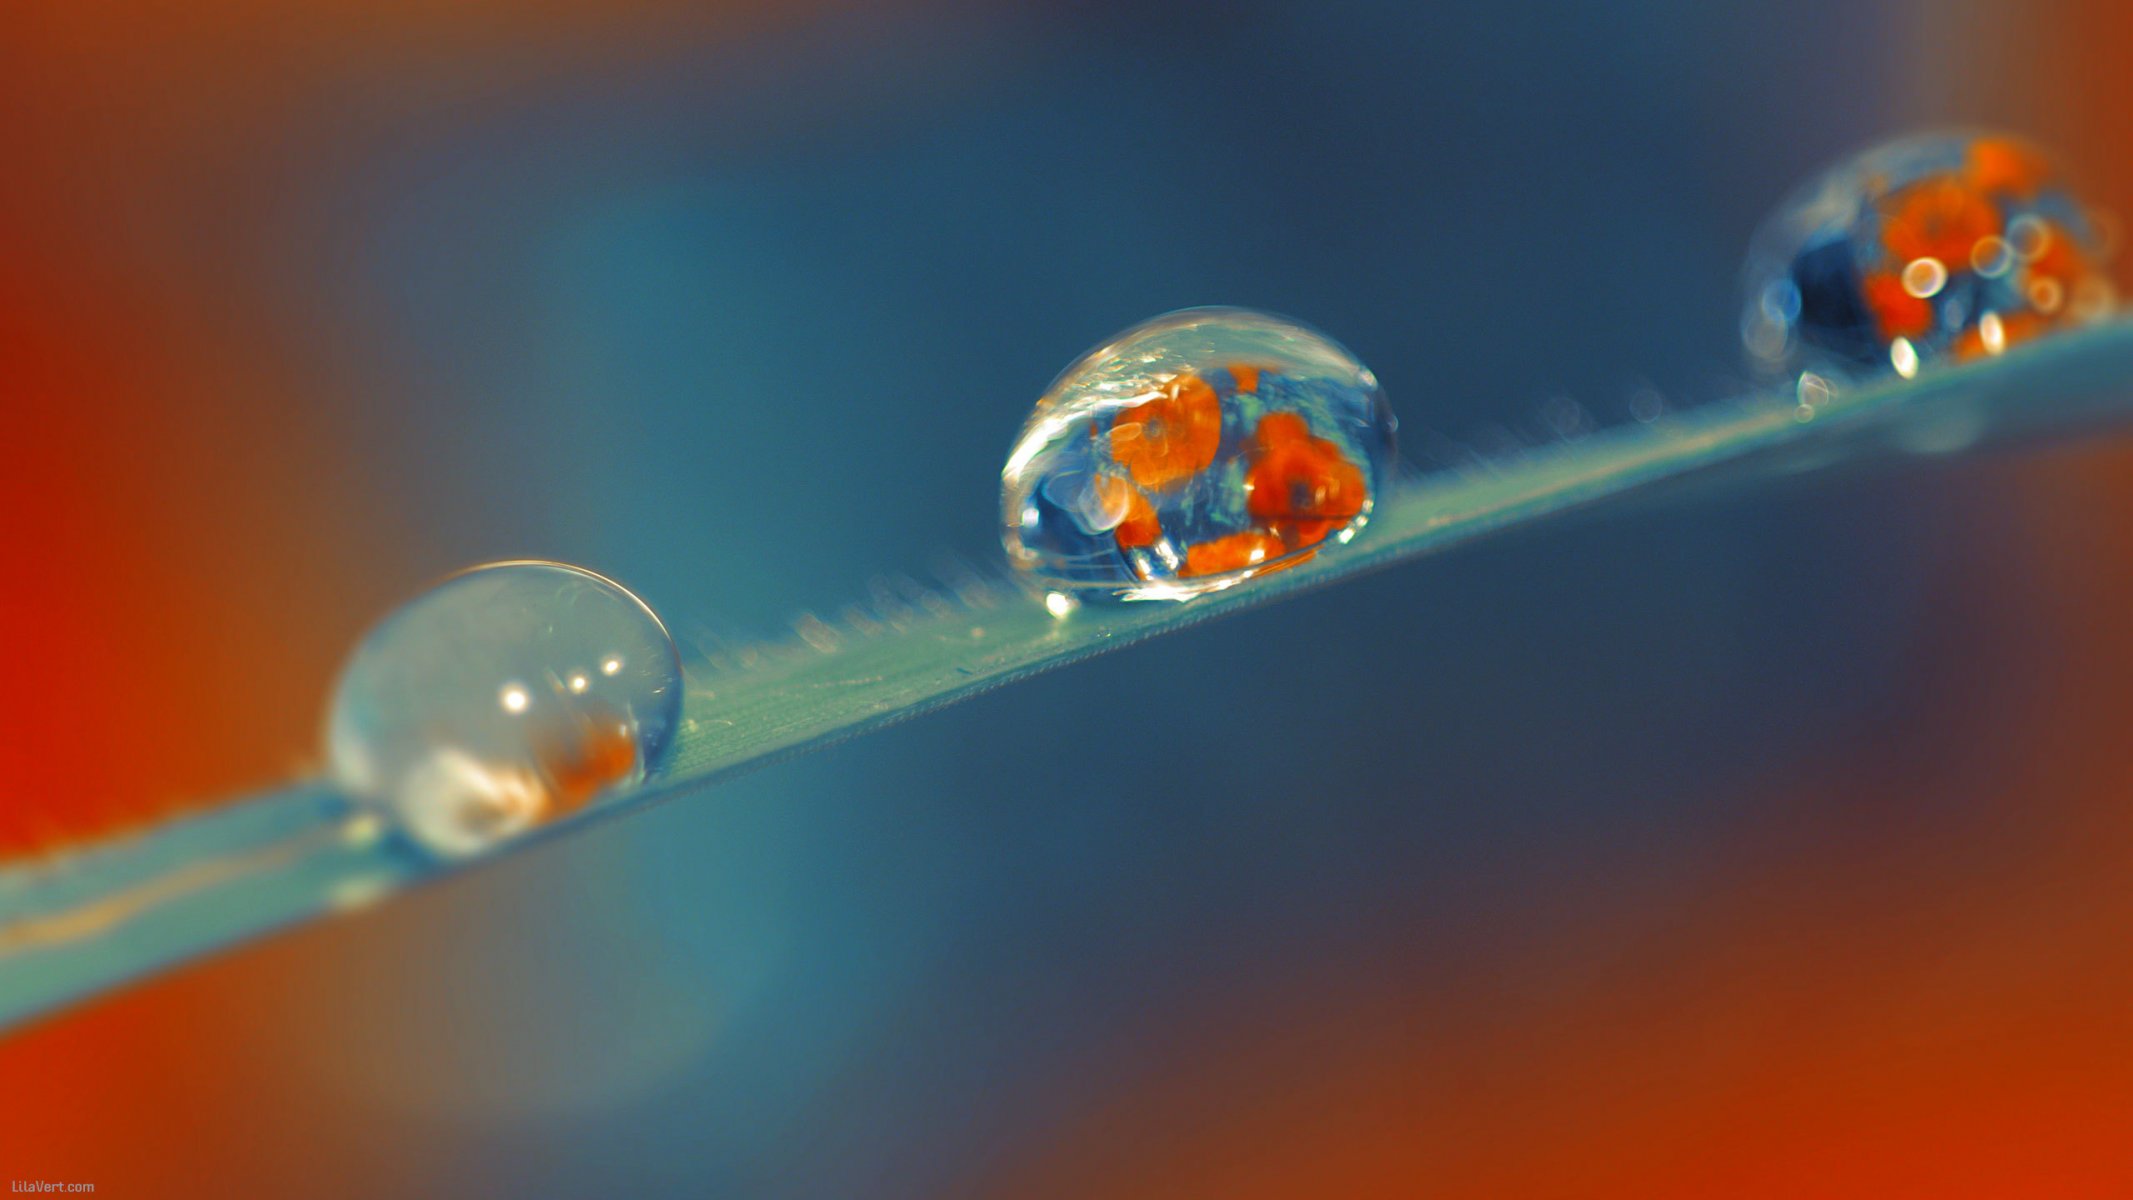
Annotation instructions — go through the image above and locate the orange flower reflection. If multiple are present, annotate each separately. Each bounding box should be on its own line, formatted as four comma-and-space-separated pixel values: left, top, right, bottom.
1244, 411, 1368, 547
1111, 374, 1222, 490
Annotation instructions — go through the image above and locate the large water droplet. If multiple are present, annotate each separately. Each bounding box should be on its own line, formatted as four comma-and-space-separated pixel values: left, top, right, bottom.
1742, 131, 2114, 383
326, 561, 683, 857
1002, 307, 1396, 601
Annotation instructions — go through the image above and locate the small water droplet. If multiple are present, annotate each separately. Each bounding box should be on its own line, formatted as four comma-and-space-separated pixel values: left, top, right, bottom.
1001, 307, 1397, 601
1796, 372, 1836, 409
325, 561, 683, 858
1741, 131, 2113, 383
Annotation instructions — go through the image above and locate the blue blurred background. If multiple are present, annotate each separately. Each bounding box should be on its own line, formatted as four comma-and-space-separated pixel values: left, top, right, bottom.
12, 1, 2133, 1194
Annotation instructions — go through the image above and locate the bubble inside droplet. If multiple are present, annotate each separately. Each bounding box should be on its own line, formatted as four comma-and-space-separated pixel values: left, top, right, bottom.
1001, 307, 1396, 601
325, 561, 683, 857
1740, 131, 2114, 383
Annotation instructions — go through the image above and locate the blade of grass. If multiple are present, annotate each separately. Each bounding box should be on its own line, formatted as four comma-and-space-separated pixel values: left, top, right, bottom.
7, 319, 2133, 1030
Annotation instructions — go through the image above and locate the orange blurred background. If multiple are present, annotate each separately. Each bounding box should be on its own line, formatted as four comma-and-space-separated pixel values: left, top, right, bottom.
9, 1, 2133, 1195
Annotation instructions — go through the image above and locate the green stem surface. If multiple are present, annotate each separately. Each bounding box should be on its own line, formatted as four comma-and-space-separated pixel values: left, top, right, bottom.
8, 321, 2133, 1030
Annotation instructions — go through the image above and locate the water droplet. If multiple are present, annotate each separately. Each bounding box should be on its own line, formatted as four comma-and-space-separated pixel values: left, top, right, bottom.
1001, 307, 1396, 601
325, 561, 683, 857
1741, 132, 2114, 382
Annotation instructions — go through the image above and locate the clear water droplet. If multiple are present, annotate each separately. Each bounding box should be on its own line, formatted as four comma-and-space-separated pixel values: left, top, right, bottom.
326, 561, 683, 857
1742, 131, 2114, 382
1001, 307, 1396, 601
